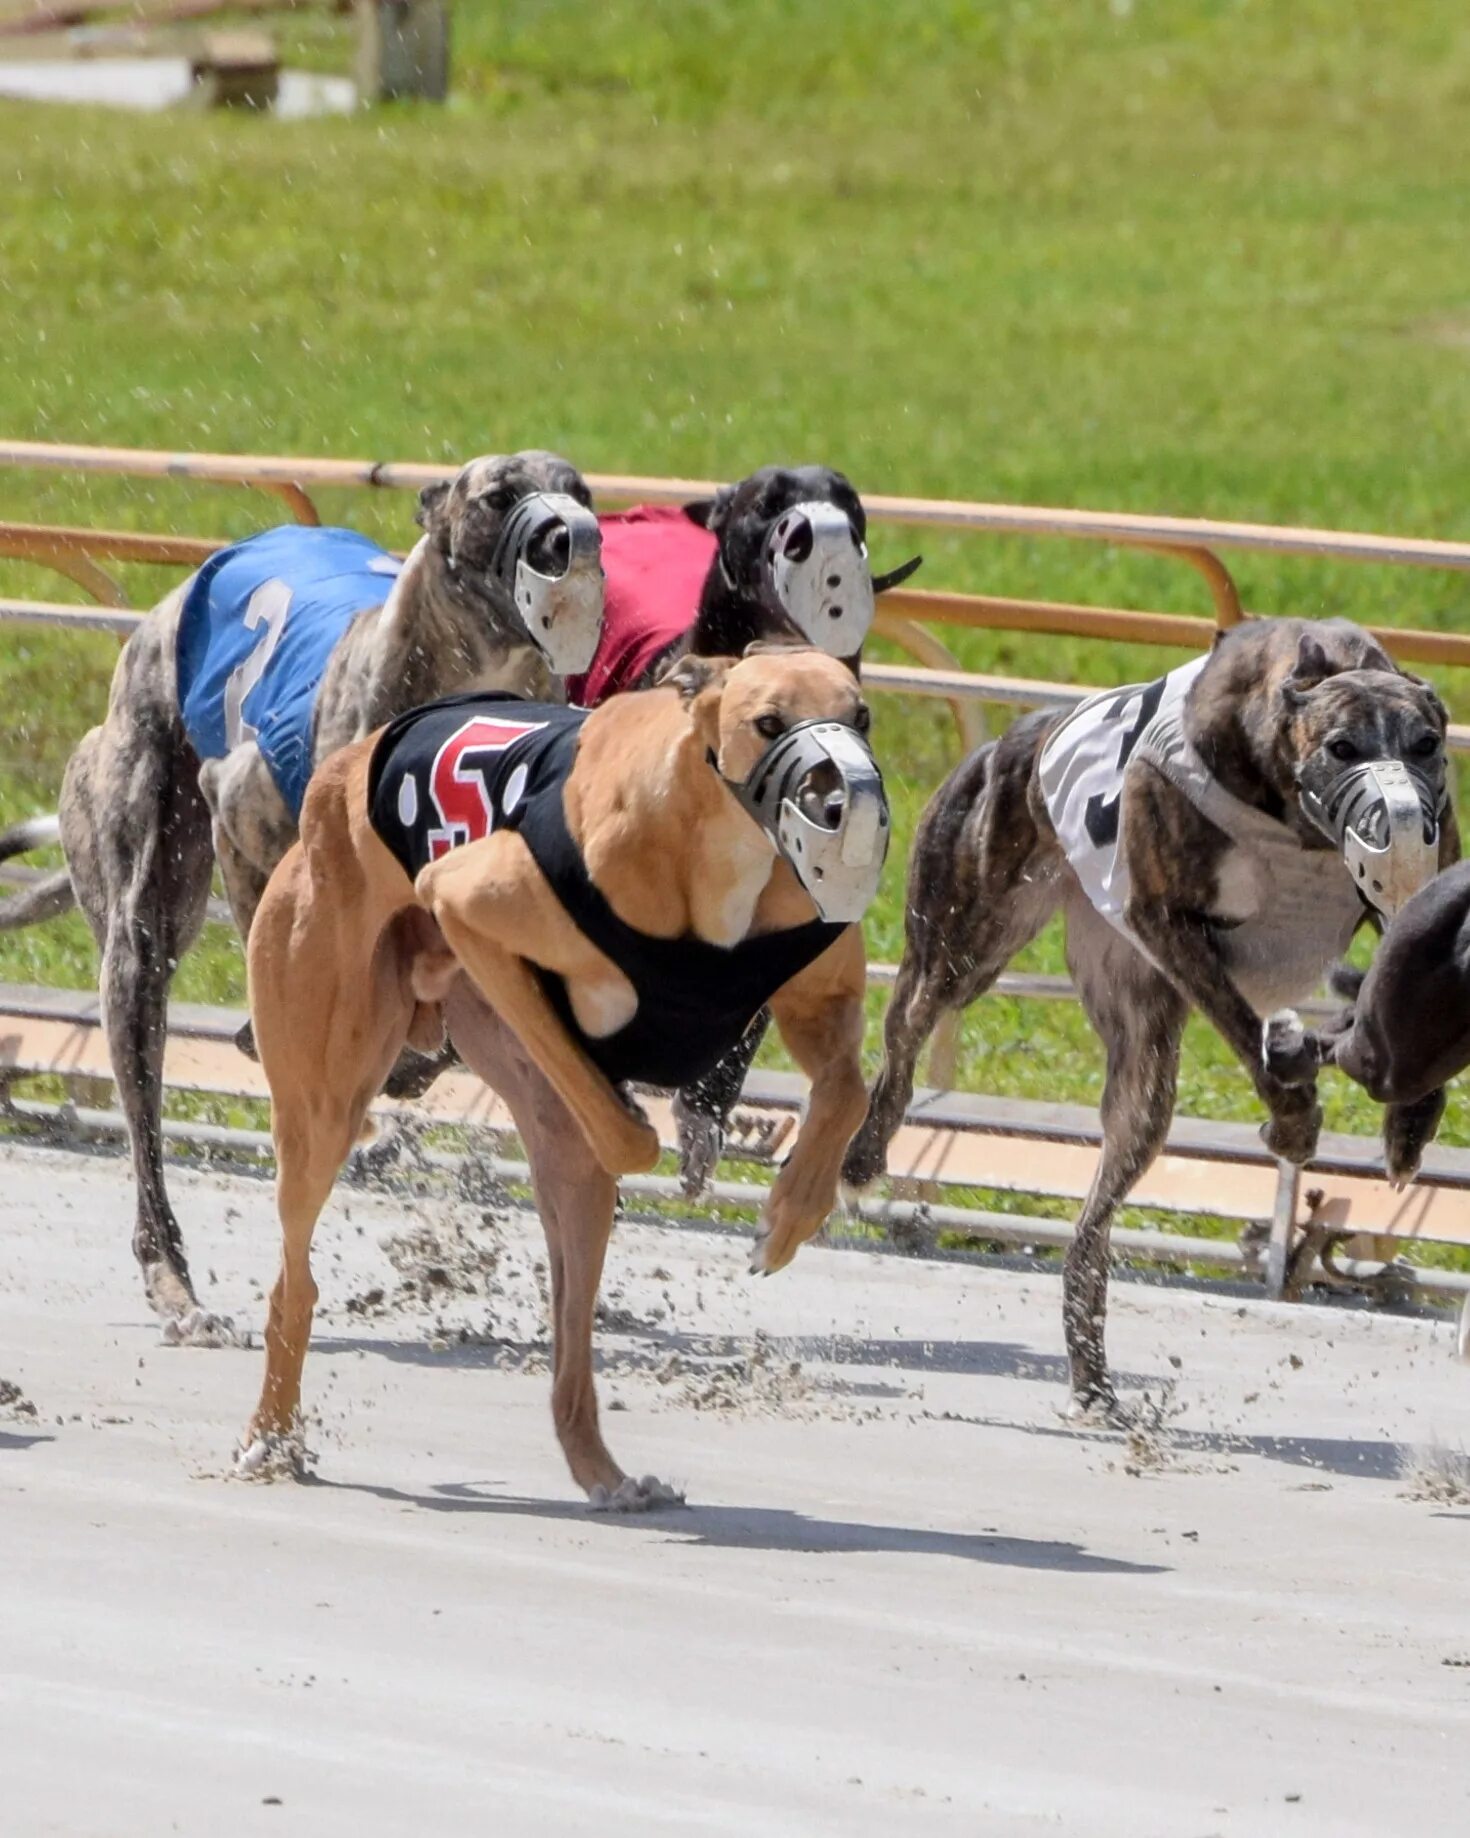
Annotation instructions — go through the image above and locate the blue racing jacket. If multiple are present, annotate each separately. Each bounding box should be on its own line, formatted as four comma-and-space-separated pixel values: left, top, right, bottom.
175, 525, 402, 818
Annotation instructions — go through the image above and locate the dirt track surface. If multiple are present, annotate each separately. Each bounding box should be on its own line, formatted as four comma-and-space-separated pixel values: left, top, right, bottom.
2, 1142, 1468, 1837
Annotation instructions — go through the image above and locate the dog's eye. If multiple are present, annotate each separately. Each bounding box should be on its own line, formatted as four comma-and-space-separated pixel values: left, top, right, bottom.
853, 705, 872, 734
755, 713, 786, 740
1327, 738, 1359, 763
1411, 732, 1441, 758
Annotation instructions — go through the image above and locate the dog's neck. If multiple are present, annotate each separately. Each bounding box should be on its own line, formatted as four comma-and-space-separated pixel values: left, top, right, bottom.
354, 537, 553, 735
1184, 654, 1297, 828
568, 697, 785, 946
687, 557, 795, 660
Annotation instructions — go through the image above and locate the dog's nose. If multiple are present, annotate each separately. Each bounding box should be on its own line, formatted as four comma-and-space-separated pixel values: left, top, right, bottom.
781, 515, 814, 564
821, 790, 846, 828
529, 524, 571, 576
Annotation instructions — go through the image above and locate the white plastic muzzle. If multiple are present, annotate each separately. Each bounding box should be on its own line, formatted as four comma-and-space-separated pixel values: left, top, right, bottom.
1302, 757, 1442, 918
723, 718, 889, 924
490, 491, 605, 677
763, 501, 875, 657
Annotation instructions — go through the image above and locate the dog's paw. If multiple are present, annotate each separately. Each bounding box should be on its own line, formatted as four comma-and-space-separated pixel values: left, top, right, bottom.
233, 1429, 314, 1482
233, 1017, 259, 1063
749, 1205, 813, 1276
839, 1128, 886, 1192
1383, 1090, 1446, 1190
586, 1473, 686, 1514
1262, 1009, 1321, 1086
1260, 1095, 1322, 1166
161, 1307, 247, 1350
1059, 1389, 1134, 1430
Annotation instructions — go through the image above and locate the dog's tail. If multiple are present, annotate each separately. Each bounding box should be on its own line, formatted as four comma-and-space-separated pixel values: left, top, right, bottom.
0, 814, 60, 860
0, 814, 76, 931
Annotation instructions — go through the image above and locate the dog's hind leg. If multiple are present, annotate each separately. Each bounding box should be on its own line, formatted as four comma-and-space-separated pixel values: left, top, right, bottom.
60, 678, 221, 1340
198, 744, 299, 1065
239, 864, 418, 1472
1060, 895, 1188, 1420
446, 986, 681, 1509
842, 716, 1062, 1189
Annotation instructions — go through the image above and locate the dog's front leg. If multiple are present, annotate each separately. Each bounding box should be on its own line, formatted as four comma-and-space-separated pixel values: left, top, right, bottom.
418, 834, 660, 1177
752, 929, 868, 1274
1124, 772, 1321, 1166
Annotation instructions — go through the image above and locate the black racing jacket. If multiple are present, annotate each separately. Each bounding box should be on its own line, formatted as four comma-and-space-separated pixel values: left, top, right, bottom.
367, 691, 845, 1090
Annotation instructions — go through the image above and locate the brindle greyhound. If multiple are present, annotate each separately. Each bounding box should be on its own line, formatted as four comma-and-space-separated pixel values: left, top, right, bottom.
0, 451, 596, 1344
843, 617, 1457, 1418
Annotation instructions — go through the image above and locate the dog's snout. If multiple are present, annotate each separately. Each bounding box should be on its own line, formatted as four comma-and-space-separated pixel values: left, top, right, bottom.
795, 762, 845, 830
528, 523, 571, 577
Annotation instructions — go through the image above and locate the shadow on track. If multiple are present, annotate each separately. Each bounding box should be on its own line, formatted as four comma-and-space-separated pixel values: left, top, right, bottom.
947, 1411, 1409, 1481
312, 1327, 1160, 1392
0, 1427, 53, 1452
309, 1473, 1169, 1574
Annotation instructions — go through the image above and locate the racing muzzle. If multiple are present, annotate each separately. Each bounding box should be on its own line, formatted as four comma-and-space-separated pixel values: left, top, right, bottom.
1301, 758, 1443, 918
762, 501, 877, 657
489, 491, 604, 677
722, 718, 890, 924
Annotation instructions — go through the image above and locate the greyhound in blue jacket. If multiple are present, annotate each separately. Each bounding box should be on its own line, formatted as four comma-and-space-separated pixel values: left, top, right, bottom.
0, 451, 603, 1343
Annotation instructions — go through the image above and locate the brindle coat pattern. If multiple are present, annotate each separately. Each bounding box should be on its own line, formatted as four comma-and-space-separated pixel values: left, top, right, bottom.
12, 451, 592, 1341
843, 617, 1458, 1415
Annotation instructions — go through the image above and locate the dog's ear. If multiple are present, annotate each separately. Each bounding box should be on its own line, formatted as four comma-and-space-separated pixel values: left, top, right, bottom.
657, 653, 733, 701
685, 483, 737, 535
742, 638, 808, 658
1414, 676, 1451, 734
1319, 615, 1395, 676
416, 479, 452, 534
1281, 631, 1334, 709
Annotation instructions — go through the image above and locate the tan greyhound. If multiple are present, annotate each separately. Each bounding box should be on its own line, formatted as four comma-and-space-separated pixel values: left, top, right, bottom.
239, 647, 882, 1509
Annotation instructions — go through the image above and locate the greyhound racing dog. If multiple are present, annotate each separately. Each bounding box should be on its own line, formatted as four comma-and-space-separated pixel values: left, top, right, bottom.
0, 451, 603, 1344
1262, 860, 1470, 1366
1262, 860, 1470, 1133
566, 463, 919, 1188
843, 617, 1456, 1418
569, 462, 920, 704
238, 646, 884, 1506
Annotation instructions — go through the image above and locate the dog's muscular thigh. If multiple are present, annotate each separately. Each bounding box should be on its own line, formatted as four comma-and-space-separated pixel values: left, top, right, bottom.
416, 832, 632, 1009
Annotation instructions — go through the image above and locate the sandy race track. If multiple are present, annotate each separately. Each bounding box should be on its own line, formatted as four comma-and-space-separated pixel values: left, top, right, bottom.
2, 1139, 1468, 1837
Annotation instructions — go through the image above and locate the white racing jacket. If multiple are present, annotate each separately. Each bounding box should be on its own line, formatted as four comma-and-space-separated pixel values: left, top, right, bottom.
1038, 656, 1366, 1016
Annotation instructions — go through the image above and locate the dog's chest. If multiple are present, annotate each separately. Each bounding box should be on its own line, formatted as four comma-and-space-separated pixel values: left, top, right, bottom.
1041, 661, 1365, 1015
1205, 836, 1363, 1014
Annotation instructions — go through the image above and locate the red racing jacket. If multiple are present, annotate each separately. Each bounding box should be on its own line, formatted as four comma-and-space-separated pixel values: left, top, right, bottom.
566, 504, 717, 707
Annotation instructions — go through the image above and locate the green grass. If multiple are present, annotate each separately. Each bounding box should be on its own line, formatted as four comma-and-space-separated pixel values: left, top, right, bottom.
5, 0, 1470, 1164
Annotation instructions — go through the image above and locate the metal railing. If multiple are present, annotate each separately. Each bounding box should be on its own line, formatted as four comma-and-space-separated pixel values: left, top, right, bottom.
5, 439, 1470, 1304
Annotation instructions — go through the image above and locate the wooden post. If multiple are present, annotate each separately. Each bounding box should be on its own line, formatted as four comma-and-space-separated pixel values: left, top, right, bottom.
187, 29, 279, 110
354, 0, 448, 103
